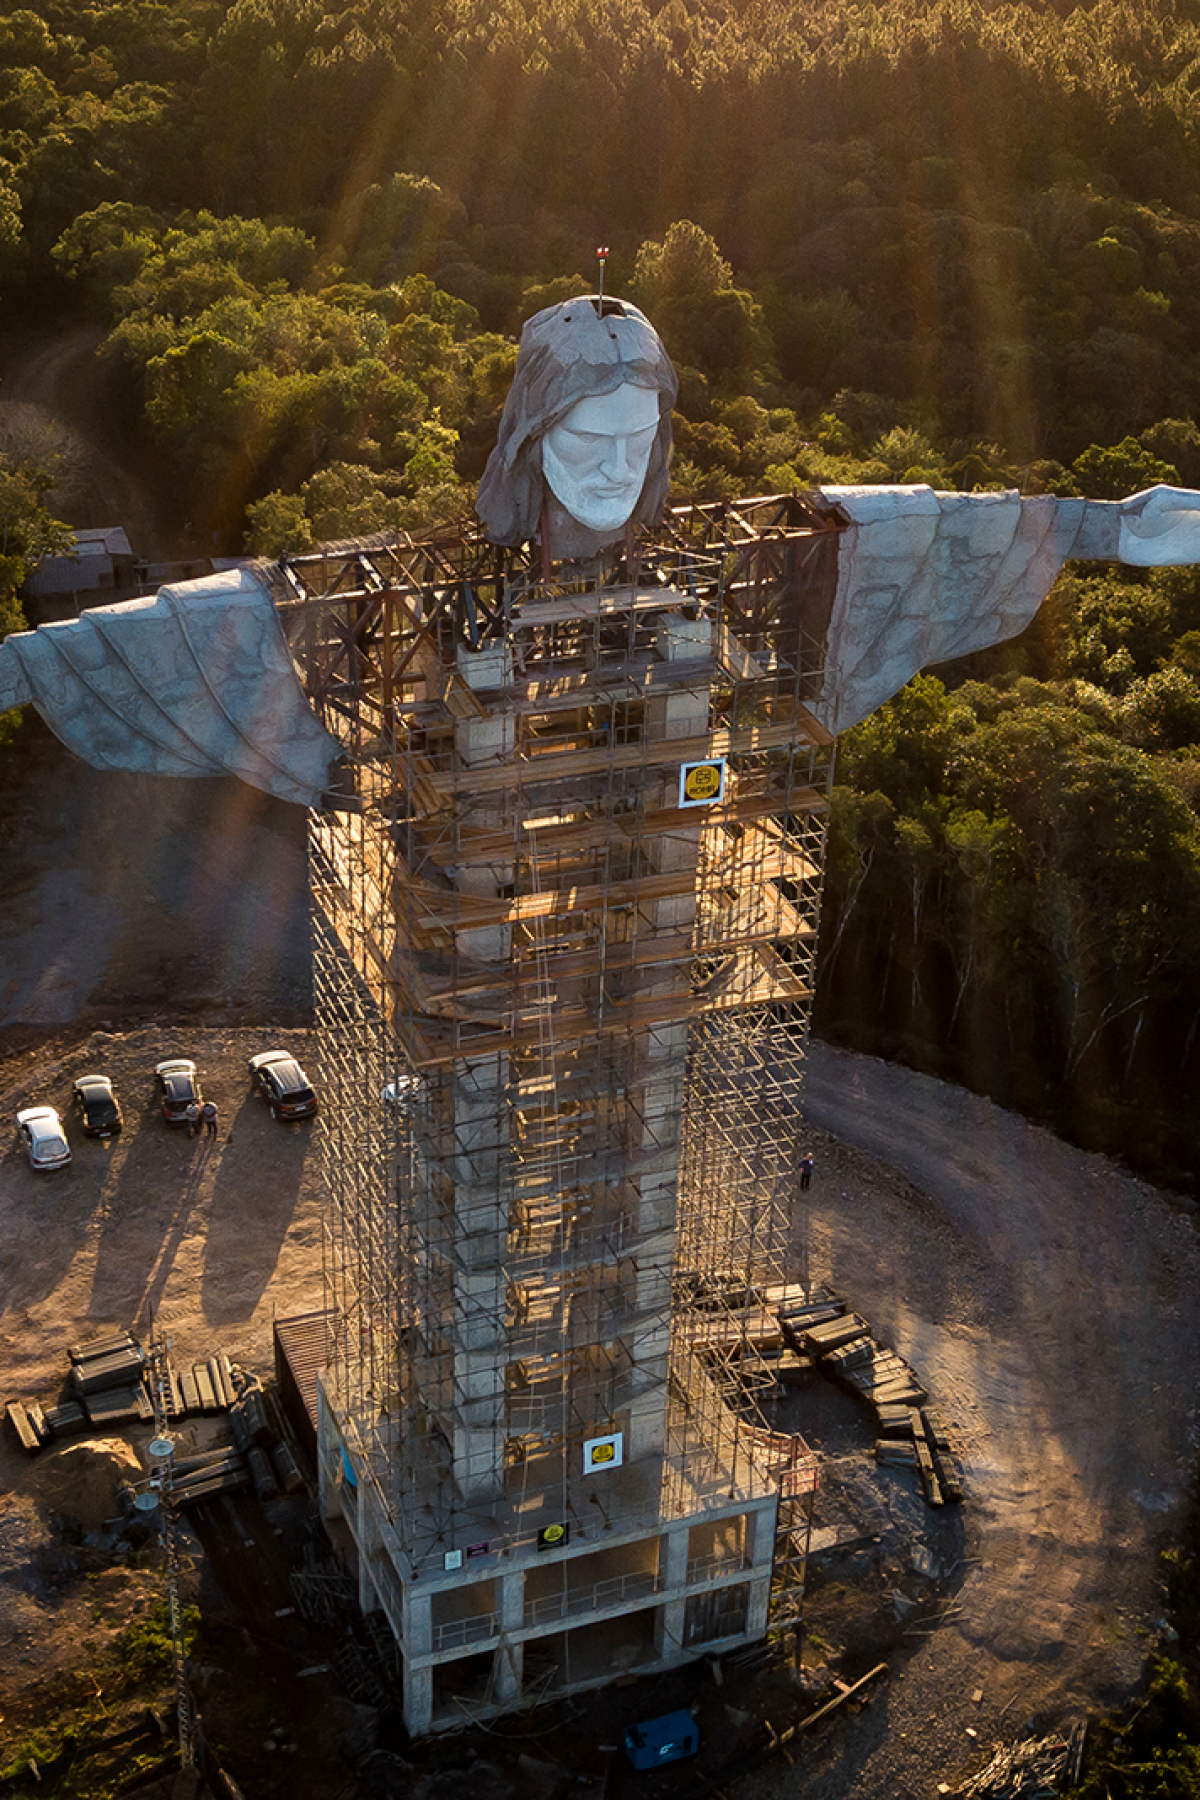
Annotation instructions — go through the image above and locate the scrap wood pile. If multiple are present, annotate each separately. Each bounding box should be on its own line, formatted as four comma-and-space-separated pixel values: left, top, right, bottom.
5, 1328, 306, 1510
953, 1722, 1087, 1797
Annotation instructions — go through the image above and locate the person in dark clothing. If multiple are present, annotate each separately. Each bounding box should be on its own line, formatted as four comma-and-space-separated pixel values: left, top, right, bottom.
201, 1100, 218, 1138
799, 1153, 814, 1191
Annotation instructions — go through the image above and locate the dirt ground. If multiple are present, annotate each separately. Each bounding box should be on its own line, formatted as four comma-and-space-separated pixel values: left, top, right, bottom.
0, 323, 184, 558
2, 1028, 1197, 1796
745, 1051, 1200, 1800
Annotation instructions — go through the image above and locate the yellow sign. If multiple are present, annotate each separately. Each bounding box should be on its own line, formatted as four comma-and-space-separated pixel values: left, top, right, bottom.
679, 759, 727, 808
583, 1431, 625, 1473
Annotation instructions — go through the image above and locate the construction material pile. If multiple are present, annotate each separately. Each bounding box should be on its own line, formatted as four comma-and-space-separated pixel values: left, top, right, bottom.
5, 1329, 306, 1511
952, 1722, 1087, 1796
773, 1286, 965, 1508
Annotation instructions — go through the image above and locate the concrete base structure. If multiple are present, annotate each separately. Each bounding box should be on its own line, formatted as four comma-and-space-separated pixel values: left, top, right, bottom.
318, 1383, 777, 1734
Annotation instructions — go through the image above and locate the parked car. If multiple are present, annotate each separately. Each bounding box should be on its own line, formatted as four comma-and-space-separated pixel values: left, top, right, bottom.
16, 1106, 71, 1170
72, 1074, 123, 1138
155, 1058, 202, 1124
249, 1050, 319, 1121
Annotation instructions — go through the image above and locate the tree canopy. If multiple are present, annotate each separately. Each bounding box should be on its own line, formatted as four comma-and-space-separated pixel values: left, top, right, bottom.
5, 0, 1200, 1183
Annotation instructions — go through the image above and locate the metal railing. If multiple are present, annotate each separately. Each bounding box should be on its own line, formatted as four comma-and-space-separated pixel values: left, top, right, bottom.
524, 1568, 661, 1628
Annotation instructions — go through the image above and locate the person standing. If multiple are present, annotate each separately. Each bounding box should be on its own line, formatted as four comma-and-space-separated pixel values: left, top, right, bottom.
201, 1100, 218, 1139
185, 1100, 201, 1138
799, 1153, 814, 1192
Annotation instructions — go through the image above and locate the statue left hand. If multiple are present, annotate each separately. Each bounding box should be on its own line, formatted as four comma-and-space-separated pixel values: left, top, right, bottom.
1117, 484, 1200, 565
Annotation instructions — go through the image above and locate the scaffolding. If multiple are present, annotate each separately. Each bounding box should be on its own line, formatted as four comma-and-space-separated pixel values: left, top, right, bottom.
280, 494, 837, 1728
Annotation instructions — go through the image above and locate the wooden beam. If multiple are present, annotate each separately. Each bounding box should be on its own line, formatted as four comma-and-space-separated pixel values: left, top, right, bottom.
419, 786, 828, 869
413, 713, 832, 803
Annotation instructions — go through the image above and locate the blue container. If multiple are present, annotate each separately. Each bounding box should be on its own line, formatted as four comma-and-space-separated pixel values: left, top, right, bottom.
623, 1710, 700, 1770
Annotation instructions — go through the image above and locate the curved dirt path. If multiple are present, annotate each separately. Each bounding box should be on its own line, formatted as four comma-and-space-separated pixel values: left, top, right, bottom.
750, 1041, 1200, 1798
0, 324, 179, 556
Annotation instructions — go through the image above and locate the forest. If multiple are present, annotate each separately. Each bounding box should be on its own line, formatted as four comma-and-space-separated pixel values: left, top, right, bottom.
1, 0, 1200, 1193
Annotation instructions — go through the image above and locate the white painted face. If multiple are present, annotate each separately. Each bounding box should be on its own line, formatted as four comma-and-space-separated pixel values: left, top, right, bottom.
541, 383, 661, 534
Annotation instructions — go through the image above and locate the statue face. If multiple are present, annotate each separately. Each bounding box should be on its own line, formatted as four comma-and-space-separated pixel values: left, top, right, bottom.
541, 383, 661, 533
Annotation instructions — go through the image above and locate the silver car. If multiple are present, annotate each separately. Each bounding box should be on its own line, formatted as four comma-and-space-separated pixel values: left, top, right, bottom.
16, 1106, 71, 1170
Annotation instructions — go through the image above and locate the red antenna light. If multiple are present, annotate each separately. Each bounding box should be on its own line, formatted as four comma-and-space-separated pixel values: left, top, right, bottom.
596, 246, 609, 315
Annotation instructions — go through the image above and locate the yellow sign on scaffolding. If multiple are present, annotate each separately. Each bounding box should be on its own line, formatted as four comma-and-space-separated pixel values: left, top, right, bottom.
583, 1431, 624, 1473
678, 758, 727, 808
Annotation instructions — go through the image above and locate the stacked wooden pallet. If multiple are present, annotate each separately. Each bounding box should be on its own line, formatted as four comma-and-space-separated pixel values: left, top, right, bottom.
4, 1332, 252, 1456
872, 1407, 964, 1505
766, 1286, 964, 1509
69, 1330, 150, 1427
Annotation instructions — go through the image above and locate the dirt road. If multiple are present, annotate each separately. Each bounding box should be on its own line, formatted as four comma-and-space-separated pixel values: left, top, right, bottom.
0, 323, 180, 555
749, 1042, 1200, 1798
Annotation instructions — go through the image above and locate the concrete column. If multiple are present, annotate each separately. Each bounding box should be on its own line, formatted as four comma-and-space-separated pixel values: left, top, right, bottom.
403, 1664, 434, 1737
744, 1499, 779, 1640
357, 1482, 380, 1614
401, 1585, 433, 1658
443, 664, 518, 1502
493, 1570, 526, 1701
448, 1050, 509, 1499
315, 1382, 342, 1522
493, 1638, 524, 1702
627, 614, 714, 1465
653, 1523, 692, 1659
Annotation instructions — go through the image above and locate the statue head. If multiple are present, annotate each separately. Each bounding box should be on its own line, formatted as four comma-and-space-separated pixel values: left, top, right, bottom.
476, 296, 678, 555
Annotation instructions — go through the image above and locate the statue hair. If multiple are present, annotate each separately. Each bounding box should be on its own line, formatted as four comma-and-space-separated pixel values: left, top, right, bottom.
476, 296, 678, 547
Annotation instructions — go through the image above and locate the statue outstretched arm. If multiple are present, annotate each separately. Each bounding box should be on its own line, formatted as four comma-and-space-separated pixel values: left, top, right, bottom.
0, 567, 338, 805
810, 484, 1200, 736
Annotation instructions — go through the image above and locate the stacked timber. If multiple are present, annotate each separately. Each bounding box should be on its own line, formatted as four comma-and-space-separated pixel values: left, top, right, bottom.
873, 1406, 964, 1504
84, 1387, 152, 1427
802, 1312, 872, 1357
164, 1447, 250, 1509
690, 1307, 785, 1356
73, 1340, 148, 1424
874, 1439, 919, 1470
836, 1344, 927, 1410
755, 1345, 814, 1384
5, 1399, 51, 1453
271, 1441, 305, 1495
910, 1410, 943, 1505
70, 1336, 144, 1395
230, 1375, 275, 1451
247, 1446, 280, 1502
774, 1288, 847, 1349
68, 1330, 191, 1427
768, 1285, 965, 1508
921, 1408, 965, 1503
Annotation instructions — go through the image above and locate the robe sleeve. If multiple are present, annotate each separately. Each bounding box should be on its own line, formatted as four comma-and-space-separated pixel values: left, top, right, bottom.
0, 566, 338, 806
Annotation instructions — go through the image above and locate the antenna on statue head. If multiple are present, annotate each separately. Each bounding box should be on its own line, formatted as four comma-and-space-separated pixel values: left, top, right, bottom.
595, 246, 609, 317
